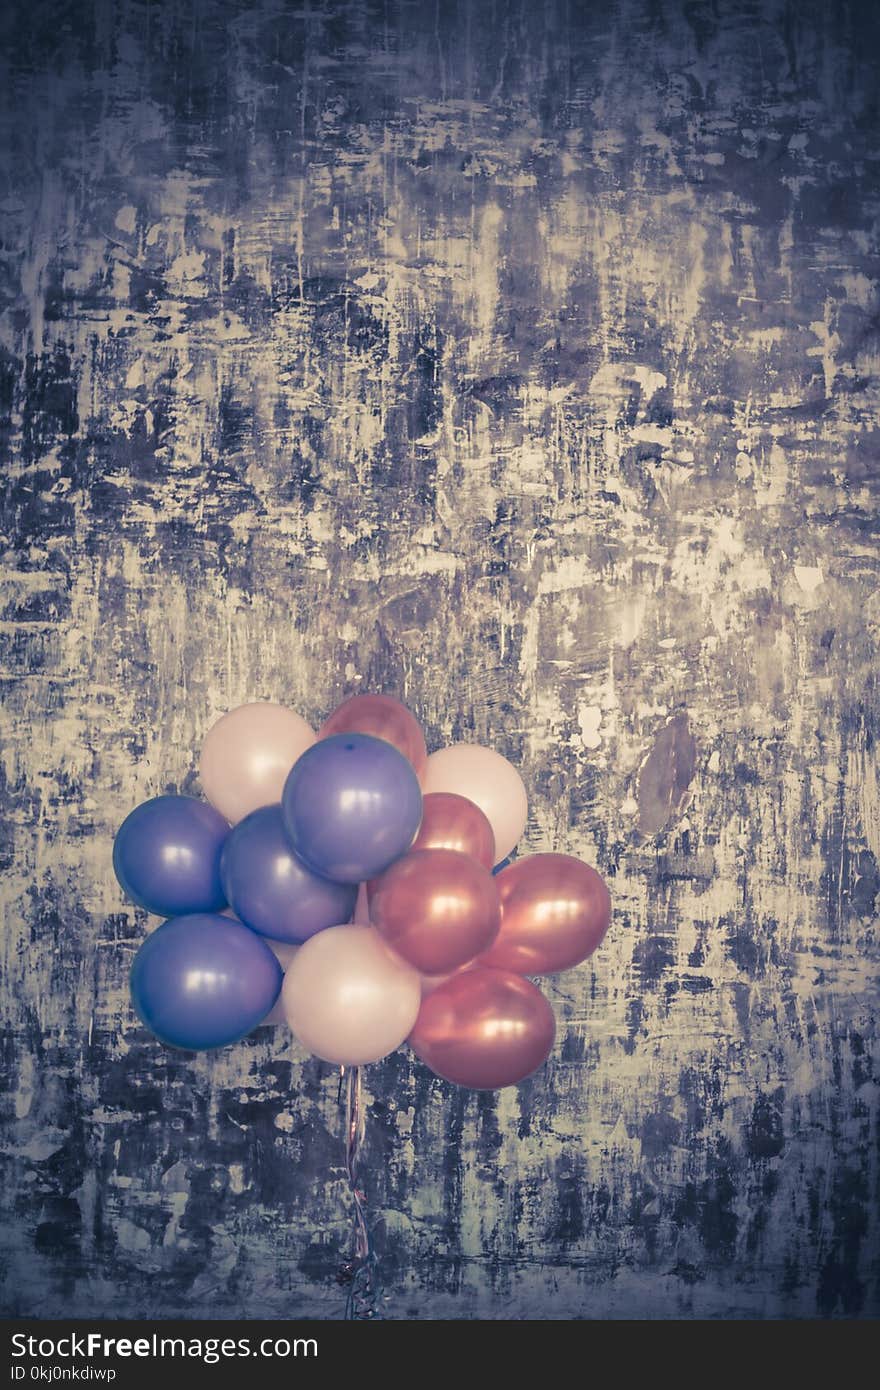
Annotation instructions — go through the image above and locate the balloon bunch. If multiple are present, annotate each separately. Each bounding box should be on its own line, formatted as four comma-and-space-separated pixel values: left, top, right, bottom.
115, 695, 611, 1090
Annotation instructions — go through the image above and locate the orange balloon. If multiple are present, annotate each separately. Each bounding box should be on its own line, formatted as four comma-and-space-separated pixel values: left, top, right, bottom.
411, 792, 495, 869
318, 694, 427, 775
371, 848, 500, 974
479, 853, 611, 975
409, 967, 555, 1088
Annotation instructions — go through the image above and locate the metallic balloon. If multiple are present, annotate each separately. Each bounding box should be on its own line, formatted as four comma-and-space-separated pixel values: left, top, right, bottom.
411, 792, 496, 869
421, 744, 528, 862
113, 795, 228, 917
220, 804, 357, 942
370, 848, 500, 974
409, 967, 556, 1089
282, 924, 421, 1065
318, 693, 427, 775
479, 853, 611, 974
130, 913, 282, 1050
199, 702, 315, 824
282, 733, 422, 883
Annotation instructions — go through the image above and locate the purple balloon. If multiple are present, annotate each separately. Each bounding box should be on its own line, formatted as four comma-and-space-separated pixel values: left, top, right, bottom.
282, 733, 422, 883
220, 804, 357, 942
113, 795, 228, 917
130, 913, 282, 1050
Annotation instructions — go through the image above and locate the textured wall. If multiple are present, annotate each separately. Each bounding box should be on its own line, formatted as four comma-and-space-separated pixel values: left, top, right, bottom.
1, 0, 879, 1320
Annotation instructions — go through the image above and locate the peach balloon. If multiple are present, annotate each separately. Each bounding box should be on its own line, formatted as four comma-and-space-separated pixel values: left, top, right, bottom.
281, 924, 421, 1065
479, 853, 611, 975
411, 792, 495, 869
371, 848, 500, 975
409, 968, 556, 1089
200, 702, 315, 823
421, 744, 527, 862
318, 693, 427, 775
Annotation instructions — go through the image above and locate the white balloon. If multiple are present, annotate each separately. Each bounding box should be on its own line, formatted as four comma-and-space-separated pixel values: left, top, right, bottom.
199, 702, 315, 823
282, 925, 420, 1065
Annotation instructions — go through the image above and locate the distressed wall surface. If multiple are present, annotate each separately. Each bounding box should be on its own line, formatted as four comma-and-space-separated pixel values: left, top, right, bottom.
1, 0, 879, 1319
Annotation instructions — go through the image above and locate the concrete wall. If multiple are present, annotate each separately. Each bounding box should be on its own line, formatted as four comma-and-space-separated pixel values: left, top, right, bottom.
1, 0, 878, 1318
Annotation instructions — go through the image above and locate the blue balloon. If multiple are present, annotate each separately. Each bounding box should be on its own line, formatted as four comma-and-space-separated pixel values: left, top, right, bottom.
113, 795, 228, 917
130, 913, 282, 1050
220, 804, 357, 942
282, 733, 422, 883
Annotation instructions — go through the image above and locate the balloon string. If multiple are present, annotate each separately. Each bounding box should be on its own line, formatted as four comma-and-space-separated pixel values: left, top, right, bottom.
337, 1064, 382, 1319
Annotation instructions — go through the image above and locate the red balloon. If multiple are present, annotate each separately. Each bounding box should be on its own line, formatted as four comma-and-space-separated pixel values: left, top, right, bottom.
409, 967, 555, 1089
411, 792, 496, 869
371, 848, 500, 974
479, 853, 611, 975
318, 694, 427, 775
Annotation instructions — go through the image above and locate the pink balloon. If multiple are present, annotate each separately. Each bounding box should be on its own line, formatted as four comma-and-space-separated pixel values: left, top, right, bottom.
411, 792, 496, 869
318, 694, 427, 776
421, 744, 528, 862
199, 702, 315, 823
281, 925, 421, 1065
409, 967, 556, 1089
479, 853, 611, 975
370, 848, 500, 974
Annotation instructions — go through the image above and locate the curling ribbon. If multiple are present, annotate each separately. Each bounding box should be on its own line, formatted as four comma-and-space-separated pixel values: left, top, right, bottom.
336, 1065, 382, 1319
